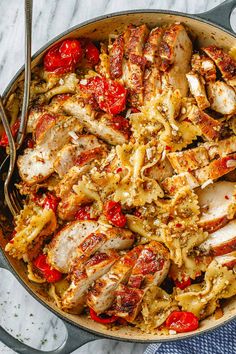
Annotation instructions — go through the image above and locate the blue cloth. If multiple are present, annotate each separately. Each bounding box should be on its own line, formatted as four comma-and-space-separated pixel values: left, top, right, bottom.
144, 319, 236, 354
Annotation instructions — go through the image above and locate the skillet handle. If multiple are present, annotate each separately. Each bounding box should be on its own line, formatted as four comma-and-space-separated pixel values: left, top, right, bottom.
196, 0, 236, 33
0, 249, 99, 353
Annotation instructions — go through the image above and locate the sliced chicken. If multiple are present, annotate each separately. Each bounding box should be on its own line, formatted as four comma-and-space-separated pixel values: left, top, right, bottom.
191, 53, 216, 82
167, 146, 209, 174
17, 116, 82, 185
215, 252, 236, 269
196, 181, 235, 232
128, 241, 170, 289
47, 220, 99, 273
186, 72, 210, 110
188, 105, 221, 141
143, 27, 163, 103
27, 106, 46, 133
167, 136, 236, 173
199, 220, 236, 256
61, 250, 119, 313
162, 172, 199, 195
159, 24, 192, 96
87, 245, 143, 314
109, 34, 124, 79
54, 135, 107, 177
123, 24, 149, 107
207, 81, 236, 115
203, 46, 236, 87
62, 97, 128, 145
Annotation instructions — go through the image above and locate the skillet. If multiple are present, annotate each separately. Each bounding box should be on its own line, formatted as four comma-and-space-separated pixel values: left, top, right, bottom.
0, 1, 236, 353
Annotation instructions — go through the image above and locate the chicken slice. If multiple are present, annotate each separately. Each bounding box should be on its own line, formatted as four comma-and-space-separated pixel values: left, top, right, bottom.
167, 136, 236, 173
203, 46, 236, 87
162, 172, 199, 195
186, 72, 210, 110
123, 24, 149, 107
54, 135, 107, 177
145, 158, 173, 182
17, 116, 82, 185
128, 241, 170, 289
61, 250, 119, 313
188, 105, 221, 141
196, 181, 235, 232
107, 241, 170, 322
62, 97, 128, 145
191, 53, 216, 82
207, 81, 236, 115
199, 220, 236, 256
159, 24, 192, 96
47, 220, 99, 273
109, 34, 124, 79
27, 106, 46, 133
167, 146, 209, 174
87, 245, 143, 314
215, 252, 236, 269
143, 27, 163, 103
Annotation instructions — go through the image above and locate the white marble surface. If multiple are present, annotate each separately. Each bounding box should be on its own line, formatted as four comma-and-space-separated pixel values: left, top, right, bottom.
0, 0, 235, 353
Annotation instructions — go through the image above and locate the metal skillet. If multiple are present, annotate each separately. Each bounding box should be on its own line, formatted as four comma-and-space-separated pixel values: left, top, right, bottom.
0, 1, 236, 353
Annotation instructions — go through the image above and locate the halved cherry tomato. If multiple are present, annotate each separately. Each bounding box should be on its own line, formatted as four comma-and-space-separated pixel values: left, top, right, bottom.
33, 254, 62, 283
44, 39, 83, 74
75, 205, 98, 221
34, 192, 60, 213
175, 277, 191, 290
0, 119, 20, 147
80, 76, 127, 115
104, 200, 126, 228
85, 42, 100, 66
166, 311, 199, 333
89, 308, 118, 324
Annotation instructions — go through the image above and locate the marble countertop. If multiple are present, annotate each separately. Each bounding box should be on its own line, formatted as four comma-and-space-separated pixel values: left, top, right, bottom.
0, 0, 233, 353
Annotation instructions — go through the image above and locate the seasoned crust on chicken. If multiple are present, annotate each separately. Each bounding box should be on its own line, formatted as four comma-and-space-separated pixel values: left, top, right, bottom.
159, 24, 192, 96
203, 46, 236, 87
191, 53, 216, 82
109, 35, 124, 79
186, 72, 210, 110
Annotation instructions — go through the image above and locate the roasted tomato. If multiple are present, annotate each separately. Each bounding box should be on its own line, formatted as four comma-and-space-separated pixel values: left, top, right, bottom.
33, 254, 62, 283
89, 308, 118, 324
175, 277, 191, 290
166, 311, 199, 333
85, 41, 100, 66
80, 76, 127, 115
44, 39, 83, 74
34, 192, 60, 213
110, 115, 131, 139
104, 200, 127, 227
0, 119, 20, 147
75, 205, 98, 221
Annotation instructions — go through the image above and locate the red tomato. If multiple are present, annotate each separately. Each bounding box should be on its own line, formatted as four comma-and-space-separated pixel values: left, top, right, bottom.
35, 113, 56, 142
85, 42, 100, 66
89, 308, 118, 324
175, 277, 191, 290
33, 254, 62, 283
104, 200, 127, 228
34, 192, 60, 213
26, 137, 35, 148
166, 311, 199, 333
80, 76, 127, 115
44, 39, 83, 74
75, 205, 98, 221
110, 115, 131, 138
0, 119, 20, 147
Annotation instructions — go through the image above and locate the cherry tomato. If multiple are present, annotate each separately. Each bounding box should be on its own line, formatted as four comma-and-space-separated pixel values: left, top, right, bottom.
75, 205, 98, 221
175, 277, 191, 290
89, 308, 118, 324
44, 39, 83, 74
0, 119, 20, 147
85, 42, 100, 66
34, 192, 60, 213
104, 200, 127, 228
80, 76, 127, 115
166, 311, 199, 333
110, 115, 131, 138
33, 254, 62, 283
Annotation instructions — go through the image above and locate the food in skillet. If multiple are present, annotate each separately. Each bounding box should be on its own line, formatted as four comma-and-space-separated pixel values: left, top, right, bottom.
2, 22, 236, 335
